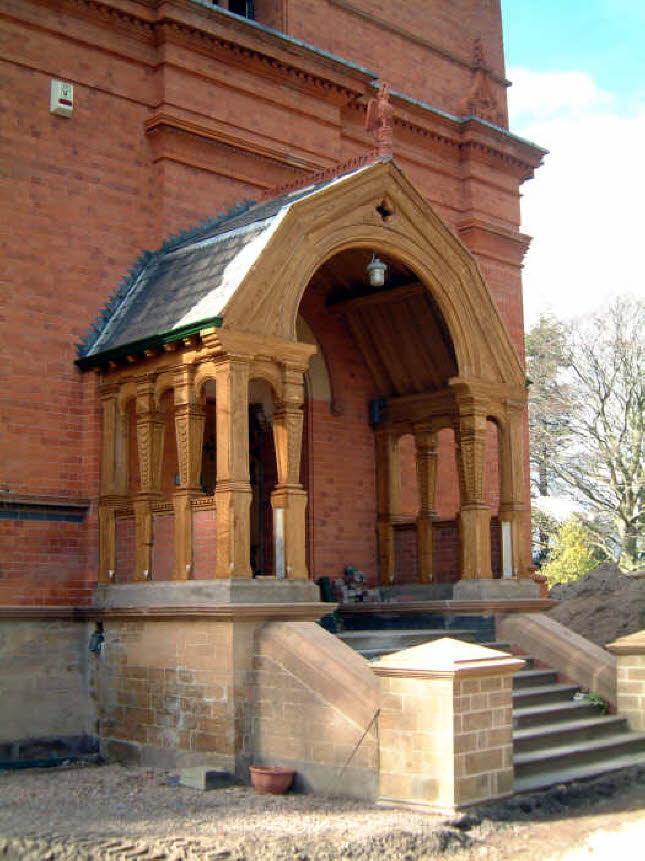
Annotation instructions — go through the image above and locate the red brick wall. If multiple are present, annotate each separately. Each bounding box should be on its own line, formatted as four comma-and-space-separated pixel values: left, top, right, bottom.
192, 509, 218, 579
283, 0, 507, 122
152, 514, 174, 581
300, 281, 379, 584
0, 1, 529, 604
115, 518, 136, 583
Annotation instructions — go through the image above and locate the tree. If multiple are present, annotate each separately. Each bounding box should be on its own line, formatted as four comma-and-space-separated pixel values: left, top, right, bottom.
541, 518, 600, 587
527, 297, 644, 571
526, 314, 570, 498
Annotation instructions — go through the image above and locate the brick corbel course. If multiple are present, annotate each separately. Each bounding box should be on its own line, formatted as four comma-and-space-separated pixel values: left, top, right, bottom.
496, 612, 617, 709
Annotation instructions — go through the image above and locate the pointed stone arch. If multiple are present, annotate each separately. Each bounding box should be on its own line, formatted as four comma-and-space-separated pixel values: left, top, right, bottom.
220, 160, 525, 390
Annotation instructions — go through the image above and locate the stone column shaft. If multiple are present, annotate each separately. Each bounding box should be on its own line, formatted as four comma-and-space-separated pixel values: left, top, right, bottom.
415, 428, 438, 583
134, 380, 165, 580
173, 367, 206, 580
455, 410, 492, 580
375, 430, 400, 585
499, 405, 529, 578
214, 357, 252, 579
271, 364, 308, 579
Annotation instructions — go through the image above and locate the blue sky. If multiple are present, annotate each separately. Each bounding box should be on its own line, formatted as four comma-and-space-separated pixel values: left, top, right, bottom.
502, 0, 645, 109
500, 1, 645, 324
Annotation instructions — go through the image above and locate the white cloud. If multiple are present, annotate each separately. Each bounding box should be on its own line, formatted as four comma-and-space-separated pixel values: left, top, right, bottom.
508, 67, 645, 325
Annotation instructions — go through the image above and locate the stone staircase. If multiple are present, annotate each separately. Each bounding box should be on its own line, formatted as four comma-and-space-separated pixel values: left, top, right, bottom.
336, 623, 645, 793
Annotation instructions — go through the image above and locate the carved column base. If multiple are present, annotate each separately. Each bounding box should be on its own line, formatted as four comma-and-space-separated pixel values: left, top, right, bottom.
377, 517, 396, 586
173, 489, 201, 580
98, 503, 117, 584
270, 486, 308, 580
459, 504, 492, 580
499, 504, 528, 579
215, 483, 253, 579
416, 514, 436, 584
133, 495, 158, 581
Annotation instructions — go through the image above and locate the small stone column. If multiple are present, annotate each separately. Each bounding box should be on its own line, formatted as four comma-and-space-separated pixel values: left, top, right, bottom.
375, 430, 401, 585
214, 356, 252, 579
455, 407, 492, 580
271, 363, 308, 579
98, 384, 129, 583
373, 639, 524, 813
173, 367, 206, 579
499, 403, 529, 579
607, 632, 645, 731
134, 378, 165, 580
414, 427, 438, 583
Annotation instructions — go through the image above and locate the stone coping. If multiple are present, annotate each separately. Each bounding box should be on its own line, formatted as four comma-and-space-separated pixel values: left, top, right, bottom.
371, 637, 525, 679
339, 599, 556, 615
0, 603, 333, 623
606, 630, 645, 655
93, 579, 321, 607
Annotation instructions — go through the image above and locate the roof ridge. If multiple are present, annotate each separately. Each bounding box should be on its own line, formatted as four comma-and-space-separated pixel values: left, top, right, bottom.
259, 151, 384, 201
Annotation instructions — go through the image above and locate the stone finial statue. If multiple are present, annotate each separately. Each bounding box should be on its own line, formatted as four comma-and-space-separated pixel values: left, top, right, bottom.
459, 38, 505, 127
366, 82, 394, 157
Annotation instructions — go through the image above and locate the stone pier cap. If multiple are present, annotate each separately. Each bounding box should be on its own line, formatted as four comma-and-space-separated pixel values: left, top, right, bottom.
371, 637, 525, 678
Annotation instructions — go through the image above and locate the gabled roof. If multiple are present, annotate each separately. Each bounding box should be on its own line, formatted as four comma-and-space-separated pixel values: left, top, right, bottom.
77, 162, 374, 367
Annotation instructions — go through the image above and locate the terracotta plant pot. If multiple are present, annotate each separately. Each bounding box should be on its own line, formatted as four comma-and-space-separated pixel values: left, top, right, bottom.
249, 765, 295, 794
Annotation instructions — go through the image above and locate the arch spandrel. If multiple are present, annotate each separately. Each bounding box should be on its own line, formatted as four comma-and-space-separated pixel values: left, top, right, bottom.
219, 160, 525, 389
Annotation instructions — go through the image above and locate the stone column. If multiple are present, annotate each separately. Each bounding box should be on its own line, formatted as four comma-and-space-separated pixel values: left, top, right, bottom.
134, 378, 165, 581
414, 427, 438, 583
98, 384, 129, 583
214, 356, 252, 579
499, 403, 529, 578
454, 403, 492, 580
373, 639, 524, 813
271, 363, 308, 579
173, 366, 206, 579
375, 430, 401, 586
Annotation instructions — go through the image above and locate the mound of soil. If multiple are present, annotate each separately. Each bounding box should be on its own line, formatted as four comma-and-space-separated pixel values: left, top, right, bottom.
548, 563, 645, 649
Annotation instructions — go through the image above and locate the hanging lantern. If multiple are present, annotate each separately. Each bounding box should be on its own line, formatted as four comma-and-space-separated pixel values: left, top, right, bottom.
366, 255, 387, 288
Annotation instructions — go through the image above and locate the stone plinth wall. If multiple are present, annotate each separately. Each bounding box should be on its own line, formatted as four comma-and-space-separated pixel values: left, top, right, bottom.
607, 632, 645, 731
94, 618, 253, 772
252, 622, 379, 798
0, 619, 95, 748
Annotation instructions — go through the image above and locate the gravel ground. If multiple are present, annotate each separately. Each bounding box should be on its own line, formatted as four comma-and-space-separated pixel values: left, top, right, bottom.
0, 763, 644, 860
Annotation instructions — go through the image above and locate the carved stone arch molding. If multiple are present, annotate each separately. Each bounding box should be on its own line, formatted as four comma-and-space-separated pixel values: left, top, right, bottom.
221, 160, 525, 390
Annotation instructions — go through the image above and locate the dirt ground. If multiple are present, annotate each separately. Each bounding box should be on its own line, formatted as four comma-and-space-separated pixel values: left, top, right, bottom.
547, 565, 645, 648
0, 763, 643, 860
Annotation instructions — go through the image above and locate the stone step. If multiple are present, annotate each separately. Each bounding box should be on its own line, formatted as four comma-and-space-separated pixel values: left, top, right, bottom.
514, 732, 645, 778
514, 751, 645, 795
512, 683, 580, 708
513, 715, 629, 753
513, 668, 558, 689
513, 699, 602, 728
338, 628, 476, 652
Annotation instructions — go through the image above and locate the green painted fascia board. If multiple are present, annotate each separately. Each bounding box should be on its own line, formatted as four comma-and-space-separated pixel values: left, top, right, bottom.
75, 317, 223, 370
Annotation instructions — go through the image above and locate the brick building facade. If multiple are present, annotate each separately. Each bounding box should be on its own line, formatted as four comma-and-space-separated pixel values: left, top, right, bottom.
0, 1, 547, 779
1, 0, 543, 604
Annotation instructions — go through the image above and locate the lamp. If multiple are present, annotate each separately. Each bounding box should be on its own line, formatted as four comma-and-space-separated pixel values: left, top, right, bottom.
366, 255, 387, 288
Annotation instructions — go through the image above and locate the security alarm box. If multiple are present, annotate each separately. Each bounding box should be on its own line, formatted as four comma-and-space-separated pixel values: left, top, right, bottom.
50, 80, 74, 117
